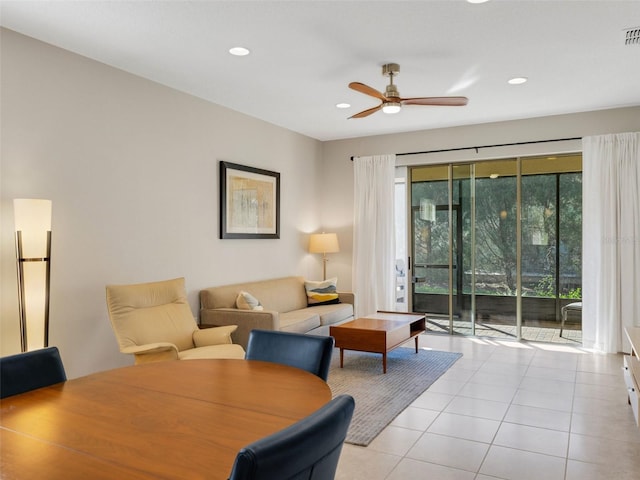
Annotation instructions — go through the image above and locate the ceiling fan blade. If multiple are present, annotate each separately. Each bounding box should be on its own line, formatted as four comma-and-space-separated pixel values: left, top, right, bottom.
401, 96, 468, 106
349, 105, 382, 119
349, 82, 388, 101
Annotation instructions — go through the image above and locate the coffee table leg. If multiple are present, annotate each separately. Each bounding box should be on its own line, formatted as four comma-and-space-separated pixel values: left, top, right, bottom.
415, 336, 419, 353
382, 353, 387, 374
340, 348, 344, 368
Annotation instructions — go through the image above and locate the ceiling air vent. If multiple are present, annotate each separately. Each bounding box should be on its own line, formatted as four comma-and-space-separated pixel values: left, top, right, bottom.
623, 27, 640, 45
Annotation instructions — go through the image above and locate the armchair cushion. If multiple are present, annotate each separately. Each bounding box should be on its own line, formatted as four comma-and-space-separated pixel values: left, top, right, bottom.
179, 344, 245, 360
107, 278, 197, 352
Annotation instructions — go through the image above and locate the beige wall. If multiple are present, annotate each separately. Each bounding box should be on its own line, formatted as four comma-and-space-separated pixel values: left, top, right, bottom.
3, 27, 639, 378
0, 29, 324, 377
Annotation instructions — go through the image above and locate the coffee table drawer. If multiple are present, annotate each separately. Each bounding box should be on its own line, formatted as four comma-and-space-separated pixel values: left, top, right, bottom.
331, 327, 387, 352
386, 325, 411, 349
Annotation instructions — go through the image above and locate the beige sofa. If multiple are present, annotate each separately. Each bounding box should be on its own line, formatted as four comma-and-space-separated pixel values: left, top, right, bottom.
199, 276, 355, 348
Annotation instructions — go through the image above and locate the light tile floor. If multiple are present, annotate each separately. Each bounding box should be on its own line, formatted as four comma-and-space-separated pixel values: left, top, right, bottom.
335, 334, 640, 480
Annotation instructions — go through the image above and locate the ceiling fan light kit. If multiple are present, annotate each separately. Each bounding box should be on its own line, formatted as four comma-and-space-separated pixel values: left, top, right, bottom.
382, 102, 401, 114
349, 63, 468, 119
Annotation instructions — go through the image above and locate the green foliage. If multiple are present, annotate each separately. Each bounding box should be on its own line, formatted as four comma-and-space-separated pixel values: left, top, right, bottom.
533, 274, 556, 298
563, 287, 582, 299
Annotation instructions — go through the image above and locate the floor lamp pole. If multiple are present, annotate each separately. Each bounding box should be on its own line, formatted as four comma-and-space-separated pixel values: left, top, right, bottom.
322, 253, 328, 281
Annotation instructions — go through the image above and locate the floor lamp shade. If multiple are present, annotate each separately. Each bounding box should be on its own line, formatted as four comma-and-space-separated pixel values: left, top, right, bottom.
309, 233, 339, 280
13, 199, 52, 352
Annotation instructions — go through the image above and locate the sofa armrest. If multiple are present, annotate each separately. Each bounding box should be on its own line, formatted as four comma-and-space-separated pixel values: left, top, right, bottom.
338, 291, 355, 306
200, 308, 280, 349
121, 343, 179, 364
193, 325, 237, 347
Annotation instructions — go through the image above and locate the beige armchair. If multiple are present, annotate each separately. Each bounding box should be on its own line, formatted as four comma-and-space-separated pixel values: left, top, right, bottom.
106, 277, 245, 364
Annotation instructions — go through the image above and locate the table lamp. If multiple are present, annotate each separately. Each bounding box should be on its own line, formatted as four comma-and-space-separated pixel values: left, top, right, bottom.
309, 233, 339, 280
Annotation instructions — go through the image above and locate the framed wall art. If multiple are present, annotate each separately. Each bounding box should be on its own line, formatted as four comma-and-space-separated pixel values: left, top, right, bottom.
219, 161, 280, 239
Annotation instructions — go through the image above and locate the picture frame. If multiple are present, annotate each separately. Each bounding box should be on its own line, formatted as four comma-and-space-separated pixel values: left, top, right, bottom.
220, 161, 280, 239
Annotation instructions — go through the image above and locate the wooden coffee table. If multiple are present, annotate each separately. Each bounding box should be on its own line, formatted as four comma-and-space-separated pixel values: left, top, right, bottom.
330, 312, 426, 373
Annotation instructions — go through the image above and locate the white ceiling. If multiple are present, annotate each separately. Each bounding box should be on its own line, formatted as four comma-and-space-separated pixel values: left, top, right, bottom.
1, 1, 639, 141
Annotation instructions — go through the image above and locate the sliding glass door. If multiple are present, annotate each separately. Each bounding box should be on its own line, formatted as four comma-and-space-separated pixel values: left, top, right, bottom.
407, 154, 582, 342
520, 156, 582, 341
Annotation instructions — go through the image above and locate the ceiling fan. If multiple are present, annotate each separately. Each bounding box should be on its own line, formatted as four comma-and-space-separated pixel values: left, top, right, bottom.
348, 63, 468, 119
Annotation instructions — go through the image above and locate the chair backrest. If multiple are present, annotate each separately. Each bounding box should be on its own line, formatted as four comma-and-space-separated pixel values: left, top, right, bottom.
0, 346, 67, 399
245, 329, 334, 381
106, 277, 197, 352
228, 394, 355, 480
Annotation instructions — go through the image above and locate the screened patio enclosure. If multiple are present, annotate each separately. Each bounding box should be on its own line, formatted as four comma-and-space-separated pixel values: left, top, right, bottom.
401, 154, 582, 342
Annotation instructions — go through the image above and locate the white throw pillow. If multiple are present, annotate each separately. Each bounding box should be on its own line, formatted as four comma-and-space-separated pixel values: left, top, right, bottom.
236, 291, 263, 311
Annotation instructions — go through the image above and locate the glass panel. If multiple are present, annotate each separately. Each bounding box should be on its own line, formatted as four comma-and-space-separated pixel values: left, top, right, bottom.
452, 164, 473, 335
558, 172, 582, 339
473, 160, 518, 339
520, 154, 582, 342
559, 173, 582, 299
411, 168, 451, 332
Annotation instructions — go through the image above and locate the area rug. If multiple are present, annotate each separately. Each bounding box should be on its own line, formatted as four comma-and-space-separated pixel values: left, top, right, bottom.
327, 346, 462, 446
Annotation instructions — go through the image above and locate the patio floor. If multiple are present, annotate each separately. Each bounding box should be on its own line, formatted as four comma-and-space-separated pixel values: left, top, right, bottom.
424, 317, 583, 345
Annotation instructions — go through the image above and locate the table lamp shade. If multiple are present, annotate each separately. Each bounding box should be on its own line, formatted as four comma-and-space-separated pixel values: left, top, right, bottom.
309, 233, 339, 254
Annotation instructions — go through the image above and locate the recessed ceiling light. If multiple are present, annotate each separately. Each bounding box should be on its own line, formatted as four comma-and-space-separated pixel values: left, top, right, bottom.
229, 47, 250, 56
336, 103, 351, 109
508, 77, 528, 85
467, 0, 490, 4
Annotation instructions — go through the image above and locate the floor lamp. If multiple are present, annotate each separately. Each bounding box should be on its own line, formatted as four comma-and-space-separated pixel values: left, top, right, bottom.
14, 199, 52, 352
309, 233, 339, 281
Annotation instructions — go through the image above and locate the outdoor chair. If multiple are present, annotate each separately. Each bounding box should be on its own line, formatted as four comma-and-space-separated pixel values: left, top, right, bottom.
560, 301, 582, 337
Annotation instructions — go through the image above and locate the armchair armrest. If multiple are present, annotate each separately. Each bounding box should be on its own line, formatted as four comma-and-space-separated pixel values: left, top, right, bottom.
200, 308, 280, 349
121, 343, 179, 364
193, 325, 238, 347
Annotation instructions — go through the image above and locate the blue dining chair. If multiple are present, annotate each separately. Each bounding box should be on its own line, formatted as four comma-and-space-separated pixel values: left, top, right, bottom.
228, 394, 355, 480
0, 346, 67, 399
245, 329, 335, 381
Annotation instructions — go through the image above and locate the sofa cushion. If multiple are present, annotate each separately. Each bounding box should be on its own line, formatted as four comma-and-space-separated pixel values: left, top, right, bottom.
200, 277, 308, 313
279, 310, 321, 334
314, 303, 354, 326
304, 278, 340, 306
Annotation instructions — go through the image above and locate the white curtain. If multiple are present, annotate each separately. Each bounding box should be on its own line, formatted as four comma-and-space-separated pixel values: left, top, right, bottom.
352, 155, 396, 317
582, 132, 640, 353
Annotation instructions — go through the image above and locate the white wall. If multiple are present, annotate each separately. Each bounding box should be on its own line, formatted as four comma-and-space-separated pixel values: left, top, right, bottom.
0, 29, 324, 377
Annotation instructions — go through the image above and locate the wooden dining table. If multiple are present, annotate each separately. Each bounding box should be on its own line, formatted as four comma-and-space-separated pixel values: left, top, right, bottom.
0, 358, 332, 479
